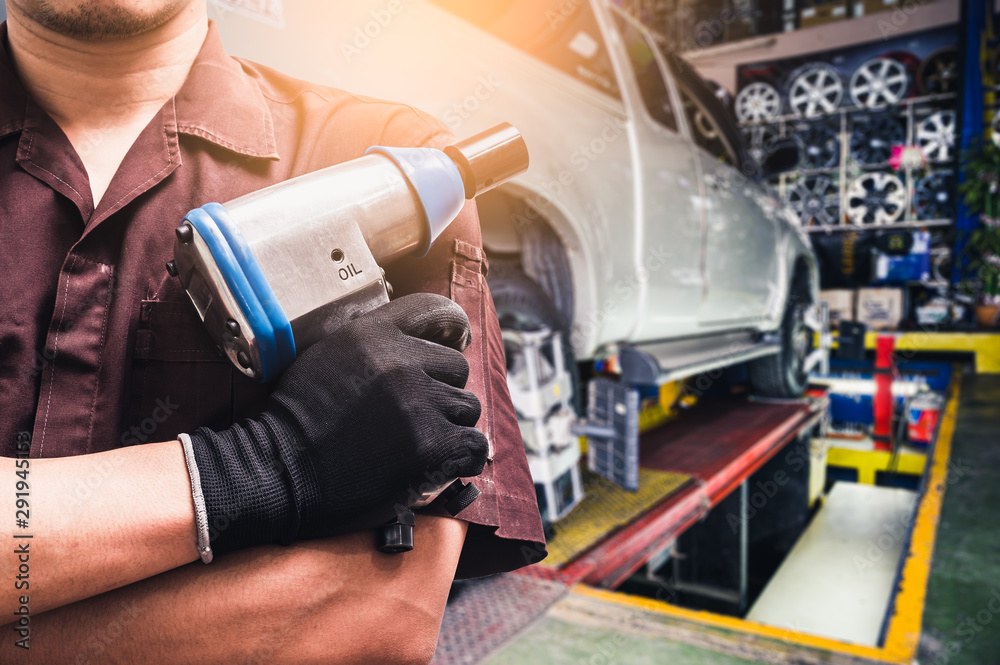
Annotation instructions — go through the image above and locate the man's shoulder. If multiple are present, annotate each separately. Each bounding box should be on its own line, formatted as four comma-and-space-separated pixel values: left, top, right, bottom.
233, 57, 455, 164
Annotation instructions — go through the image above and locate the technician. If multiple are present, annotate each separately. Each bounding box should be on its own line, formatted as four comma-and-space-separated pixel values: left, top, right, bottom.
0, 1, 545, 662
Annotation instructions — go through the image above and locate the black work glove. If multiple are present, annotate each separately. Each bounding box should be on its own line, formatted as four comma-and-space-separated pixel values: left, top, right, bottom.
187, 293, 489, 556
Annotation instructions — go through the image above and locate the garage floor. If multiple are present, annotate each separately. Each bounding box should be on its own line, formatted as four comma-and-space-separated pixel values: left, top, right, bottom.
487, 614, 758, 665
437, 373, 999, 665
918, 373, 1000, 665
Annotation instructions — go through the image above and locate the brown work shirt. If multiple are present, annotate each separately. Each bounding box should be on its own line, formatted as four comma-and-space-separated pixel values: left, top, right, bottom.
0, 22, 545, 577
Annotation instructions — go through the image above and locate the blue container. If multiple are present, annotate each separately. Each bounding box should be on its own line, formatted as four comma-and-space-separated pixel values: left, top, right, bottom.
873, 231, 931, 285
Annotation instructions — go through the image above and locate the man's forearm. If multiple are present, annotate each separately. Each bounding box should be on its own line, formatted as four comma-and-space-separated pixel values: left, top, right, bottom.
0, 443, 199, 616
0, 515, 465, 665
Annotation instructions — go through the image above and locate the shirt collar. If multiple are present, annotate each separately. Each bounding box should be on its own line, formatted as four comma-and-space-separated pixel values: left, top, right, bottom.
174, 21, 279, 160
0, 21, 279, 161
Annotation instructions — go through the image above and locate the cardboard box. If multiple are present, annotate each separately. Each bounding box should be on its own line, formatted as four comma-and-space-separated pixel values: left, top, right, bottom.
861, 0, 900, 16
820, 289, 856, 326
856, 288, 904, 331
799, 0, 849, 28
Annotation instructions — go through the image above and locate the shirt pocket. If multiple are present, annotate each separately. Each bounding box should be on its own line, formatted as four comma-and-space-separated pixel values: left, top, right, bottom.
124, 299, 236, 443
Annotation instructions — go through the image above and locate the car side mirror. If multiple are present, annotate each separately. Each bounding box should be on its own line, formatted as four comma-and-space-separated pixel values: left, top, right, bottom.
761, 139, 799, 176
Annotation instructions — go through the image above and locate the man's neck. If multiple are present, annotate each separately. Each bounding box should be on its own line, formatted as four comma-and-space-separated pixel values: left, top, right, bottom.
5, 3, 208, 207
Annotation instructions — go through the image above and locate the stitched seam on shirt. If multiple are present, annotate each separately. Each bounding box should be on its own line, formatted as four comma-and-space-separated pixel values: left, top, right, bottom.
461, 263, 492, 457
260, 88, 271, 155
37, 254, 79, 456
259, 87, 342, 105
478, 274, 493, 455
177, 125, 274, 158
451, 261, 490, 453
450, 262, 491, 456
157, 349, 218, 354
137, 307, 154, 433
24, 129, 86, 204
260, 86, 439, 129
149, 310, 194, 317
85, 265, 115, 453
497, 493, 537, 502
454, 239, 483, 263
256, 87, 445, 154
105, 104, 177, 213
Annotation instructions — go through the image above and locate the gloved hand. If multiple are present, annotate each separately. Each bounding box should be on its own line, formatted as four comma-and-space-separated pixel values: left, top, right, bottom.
185, 293, 489, 557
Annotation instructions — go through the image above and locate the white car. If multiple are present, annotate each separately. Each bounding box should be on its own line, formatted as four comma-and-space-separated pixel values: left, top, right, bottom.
215, 0, 822, 516
215, 0, 818, 391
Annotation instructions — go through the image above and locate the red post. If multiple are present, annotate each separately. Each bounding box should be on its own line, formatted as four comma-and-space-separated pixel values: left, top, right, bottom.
873, 336, 895, 452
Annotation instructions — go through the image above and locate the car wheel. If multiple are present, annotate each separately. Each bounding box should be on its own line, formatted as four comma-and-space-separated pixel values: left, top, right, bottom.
749, 294, 813, 398
487, 261, 580, 413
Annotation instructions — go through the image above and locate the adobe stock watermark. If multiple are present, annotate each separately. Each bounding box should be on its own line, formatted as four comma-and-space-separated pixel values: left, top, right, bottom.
76, 68, 172, 158
678, 0, 753, 52
726, 443, 810, 534
877, 0, 932, 39
945, 457, 971, 484
443, 75, 503, 132
71, 600, 146, 665
570, 243, 673, 350
209, 0, 286, 29
391, 456, 469, 518
924, 588, 1000, 665
506, 115, 627, 238
62, 397, 181, 509
340, 0, 409, 63
675, 285, 791, 403
578, 613, 649, 665
545, 0, 587, 30
20, 271, 119, 386
120, 397, 181, 446
853, 514, 914, 574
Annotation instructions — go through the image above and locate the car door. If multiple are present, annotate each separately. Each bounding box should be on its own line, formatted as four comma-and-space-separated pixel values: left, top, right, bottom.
603, 7, 704, 342
668, 55, 782, 327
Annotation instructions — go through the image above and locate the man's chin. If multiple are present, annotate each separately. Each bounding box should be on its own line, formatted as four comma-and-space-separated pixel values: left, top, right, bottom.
18, 1, 183, 41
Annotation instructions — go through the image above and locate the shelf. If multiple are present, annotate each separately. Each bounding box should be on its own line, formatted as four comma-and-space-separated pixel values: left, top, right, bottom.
738, 85, 958, 232
738, 91, 958, 128
786, 161, 957, 178
908, 280, 950, 288
804, 219, 954, 233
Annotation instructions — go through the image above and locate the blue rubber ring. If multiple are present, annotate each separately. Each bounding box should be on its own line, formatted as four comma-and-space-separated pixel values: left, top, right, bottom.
182, 208, 281, 383
201, 203, 297, 376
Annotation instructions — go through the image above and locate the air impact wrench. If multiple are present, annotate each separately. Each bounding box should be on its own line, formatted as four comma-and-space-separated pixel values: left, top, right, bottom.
166, 123, 529, 552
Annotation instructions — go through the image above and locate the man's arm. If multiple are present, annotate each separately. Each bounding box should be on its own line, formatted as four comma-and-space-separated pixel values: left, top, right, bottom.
1, 515, 464, 665
0, 442, 199, 617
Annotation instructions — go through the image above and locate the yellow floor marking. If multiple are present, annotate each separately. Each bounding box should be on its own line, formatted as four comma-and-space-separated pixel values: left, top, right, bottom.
880, 376, 960, 661
570, 584, 895, 662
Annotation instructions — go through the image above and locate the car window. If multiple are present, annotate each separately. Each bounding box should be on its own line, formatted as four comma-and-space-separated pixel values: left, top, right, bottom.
428, 0, 621, 99
668, 55, 743, 167
608, 10, 678, 132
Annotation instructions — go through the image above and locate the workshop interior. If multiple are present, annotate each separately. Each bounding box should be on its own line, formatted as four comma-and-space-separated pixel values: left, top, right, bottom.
25, 0, 993, 662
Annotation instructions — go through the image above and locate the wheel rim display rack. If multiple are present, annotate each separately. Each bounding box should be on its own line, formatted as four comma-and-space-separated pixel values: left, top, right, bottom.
739, 90, 958, 234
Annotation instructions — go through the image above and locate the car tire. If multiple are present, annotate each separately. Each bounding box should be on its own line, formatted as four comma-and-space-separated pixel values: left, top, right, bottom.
749, 293, 813, 398
487, 261, 581, 413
